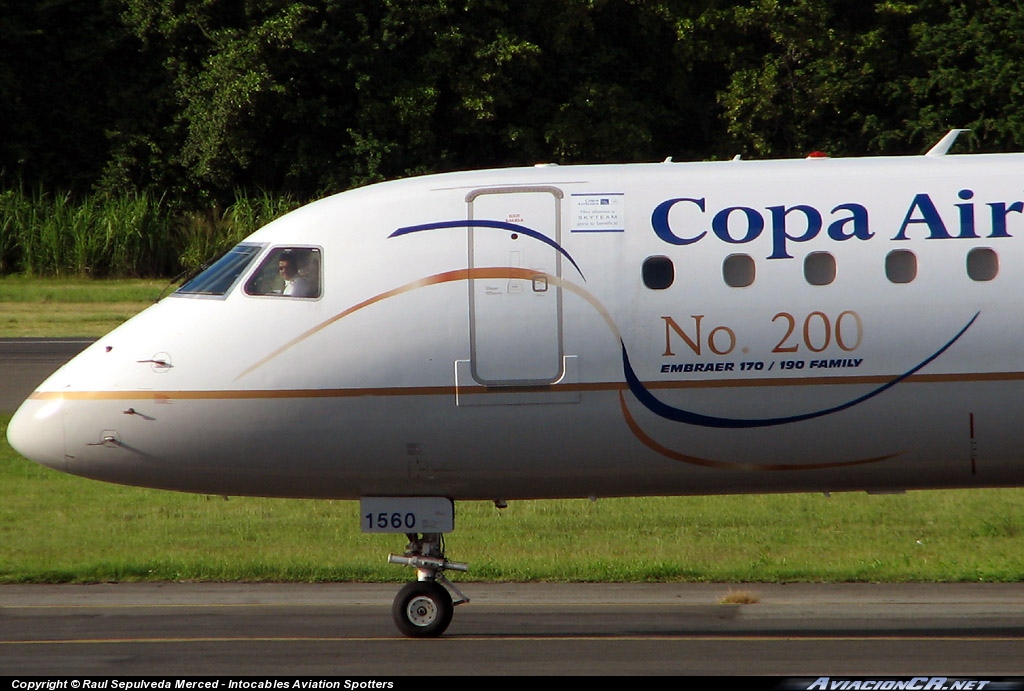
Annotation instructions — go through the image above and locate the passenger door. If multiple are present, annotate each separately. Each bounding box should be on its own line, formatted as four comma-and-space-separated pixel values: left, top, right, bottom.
467, 187, 564, 386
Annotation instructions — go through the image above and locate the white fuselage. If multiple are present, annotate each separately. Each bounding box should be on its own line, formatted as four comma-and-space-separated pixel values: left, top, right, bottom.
9, 152, 1024, 500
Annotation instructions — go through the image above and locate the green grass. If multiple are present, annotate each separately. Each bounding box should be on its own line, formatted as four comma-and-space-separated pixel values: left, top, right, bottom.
0, 275, 168, 302
2, 416, 1023, 583
0, 276, 162, 337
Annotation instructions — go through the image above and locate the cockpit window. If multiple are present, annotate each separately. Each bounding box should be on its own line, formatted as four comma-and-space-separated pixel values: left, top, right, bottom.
244, 247, 322, 298
175, 244, 263, 297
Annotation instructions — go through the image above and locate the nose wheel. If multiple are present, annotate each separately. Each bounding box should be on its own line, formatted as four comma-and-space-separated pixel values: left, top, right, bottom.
392, 580, 453, 637
388, 532, 469, 638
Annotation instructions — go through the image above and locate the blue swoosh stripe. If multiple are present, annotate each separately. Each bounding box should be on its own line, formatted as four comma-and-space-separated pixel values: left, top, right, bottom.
623, 312, 980, 429
391, 220, 585, 280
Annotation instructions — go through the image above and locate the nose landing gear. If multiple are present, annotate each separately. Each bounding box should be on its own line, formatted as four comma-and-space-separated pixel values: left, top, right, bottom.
392, 580, 453, 637
388, 532, 469, 637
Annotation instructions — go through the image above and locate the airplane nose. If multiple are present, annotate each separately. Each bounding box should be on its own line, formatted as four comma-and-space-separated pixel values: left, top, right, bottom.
7, 395, 67, 473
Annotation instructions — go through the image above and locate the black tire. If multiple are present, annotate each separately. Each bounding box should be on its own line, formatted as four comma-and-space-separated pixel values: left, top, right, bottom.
392, 580, 454, 638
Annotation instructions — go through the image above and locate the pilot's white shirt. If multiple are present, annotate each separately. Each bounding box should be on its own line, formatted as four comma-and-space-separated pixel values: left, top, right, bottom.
283, 276, 311, 296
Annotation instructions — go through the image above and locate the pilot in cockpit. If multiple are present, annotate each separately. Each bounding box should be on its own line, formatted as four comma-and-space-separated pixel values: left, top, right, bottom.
244, 247, 321, 298
278, 253, 314, 297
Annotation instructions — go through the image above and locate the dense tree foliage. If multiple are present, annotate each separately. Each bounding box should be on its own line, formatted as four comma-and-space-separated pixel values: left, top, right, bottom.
4, 0, 1024, 206
0, 0, 155, 191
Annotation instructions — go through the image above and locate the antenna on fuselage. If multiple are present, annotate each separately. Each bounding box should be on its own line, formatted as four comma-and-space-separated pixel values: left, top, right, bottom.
925, 129, 971, 157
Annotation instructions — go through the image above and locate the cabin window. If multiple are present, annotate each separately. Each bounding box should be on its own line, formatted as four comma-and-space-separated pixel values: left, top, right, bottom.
967, 247, 998, 282
244, 247, 322, 298
885, 249, 917, 284
642, 256, 674, 290
804, 251, 836, 286
723, 254, 755, 287
175, 243, 263, 297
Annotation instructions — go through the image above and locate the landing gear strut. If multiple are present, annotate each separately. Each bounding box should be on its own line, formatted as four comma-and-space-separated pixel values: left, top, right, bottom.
388, 532, 469, 637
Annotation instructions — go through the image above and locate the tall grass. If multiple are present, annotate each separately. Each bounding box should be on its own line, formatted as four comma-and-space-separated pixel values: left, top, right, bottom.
174, 191, 302, 273
0, 187, 304, 278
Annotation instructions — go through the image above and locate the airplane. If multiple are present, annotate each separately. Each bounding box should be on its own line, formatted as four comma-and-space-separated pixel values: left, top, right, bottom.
8, 129, 1024, 637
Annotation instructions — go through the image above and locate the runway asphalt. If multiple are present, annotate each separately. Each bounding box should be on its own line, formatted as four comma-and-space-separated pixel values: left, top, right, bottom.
0, 338, 93, 412
2, 582, 1023, 676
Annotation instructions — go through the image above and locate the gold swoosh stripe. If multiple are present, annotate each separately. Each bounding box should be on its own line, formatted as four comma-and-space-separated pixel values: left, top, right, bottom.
234, 267, 545, 380
29, 369, 1024, 402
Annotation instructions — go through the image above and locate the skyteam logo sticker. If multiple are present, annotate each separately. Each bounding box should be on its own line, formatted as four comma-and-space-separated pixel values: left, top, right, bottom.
570, 193, 625, 232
